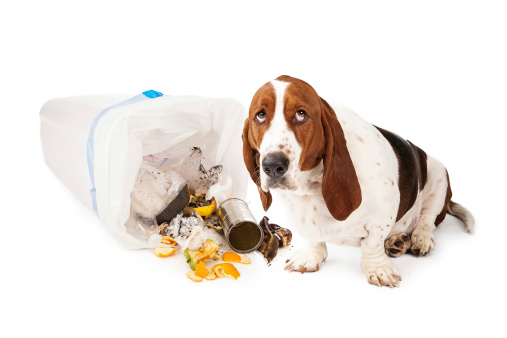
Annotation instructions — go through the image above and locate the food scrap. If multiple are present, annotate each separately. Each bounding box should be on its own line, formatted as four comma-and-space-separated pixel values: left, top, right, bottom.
187, 271, 203, 282
160, 236, 177, 246
184, 239, 220, 270
222, 251, 251, 264
193, 262, 218, 281
204, 214, 222, 231
188, 194, 217, 219
205, 269, 217, 280
194, 262, 209, 278
186, 260, 245, 283
258, 216, 292, 263
154, 247, 177, 257
212, 263, 240, 280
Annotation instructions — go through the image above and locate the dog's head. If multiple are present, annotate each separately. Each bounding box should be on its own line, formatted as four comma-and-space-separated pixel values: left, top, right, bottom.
242, 75, 362, 221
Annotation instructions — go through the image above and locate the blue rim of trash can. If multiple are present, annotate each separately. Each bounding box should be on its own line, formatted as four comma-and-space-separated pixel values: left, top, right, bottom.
86, 90, 163, 216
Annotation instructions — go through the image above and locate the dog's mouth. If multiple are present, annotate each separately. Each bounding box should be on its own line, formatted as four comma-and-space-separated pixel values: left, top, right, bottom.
266, 177, 295, 191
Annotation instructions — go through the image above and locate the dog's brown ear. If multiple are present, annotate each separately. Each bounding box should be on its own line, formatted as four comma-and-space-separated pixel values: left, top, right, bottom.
320, 99, 362, 221
242, 119, 272, 211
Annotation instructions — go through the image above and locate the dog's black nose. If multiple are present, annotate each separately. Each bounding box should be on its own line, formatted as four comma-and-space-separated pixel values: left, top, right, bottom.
262, 153, 289, 178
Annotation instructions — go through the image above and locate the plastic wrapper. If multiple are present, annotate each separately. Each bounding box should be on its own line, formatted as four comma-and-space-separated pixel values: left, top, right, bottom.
125, 161, 187, 241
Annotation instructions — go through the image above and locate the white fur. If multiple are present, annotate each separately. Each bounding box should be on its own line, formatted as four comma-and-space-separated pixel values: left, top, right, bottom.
448, 202, 475, 233
259, 80, 302, 192
259, 82, 451, 287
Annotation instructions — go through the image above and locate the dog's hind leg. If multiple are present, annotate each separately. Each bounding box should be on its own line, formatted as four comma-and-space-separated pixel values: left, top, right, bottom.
385, 233, 411, 257
409, 156, 450, 256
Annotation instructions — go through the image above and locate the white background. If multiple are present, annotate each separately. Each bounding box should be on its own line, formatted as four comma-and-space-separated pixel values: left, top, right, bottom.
1, 1, 506, 337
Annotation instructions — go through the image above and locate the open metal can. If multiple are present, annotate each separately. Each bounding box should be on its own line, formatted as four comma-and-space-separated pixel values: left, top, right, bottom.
217, 198, 263, 253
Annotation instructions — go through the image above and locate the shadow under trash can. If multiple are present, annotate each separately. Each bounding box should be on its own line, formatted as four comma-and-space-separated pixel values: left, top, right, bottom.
40, 90, 251, 249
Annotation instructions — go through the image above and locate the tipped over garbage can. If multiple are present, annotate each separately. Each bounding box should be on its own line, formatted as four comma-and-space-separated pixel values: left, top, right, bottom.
40, 91, 250, 249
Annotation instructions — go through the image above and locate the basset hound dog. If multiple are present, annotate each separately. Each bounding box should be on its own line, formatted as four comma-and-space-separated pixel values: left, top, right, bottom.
242, 75, 474, 287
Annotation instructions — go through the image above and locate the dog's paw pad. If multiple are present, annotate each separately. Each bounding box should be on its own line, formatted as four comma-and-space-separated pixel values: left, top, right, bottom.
385, 233, 411, 257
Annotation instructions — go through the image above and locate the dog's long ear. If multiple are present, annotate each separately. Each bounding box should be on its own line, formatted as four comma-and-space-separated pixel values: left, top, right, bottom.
242, 119, 272, 211
320, 99, 362, 221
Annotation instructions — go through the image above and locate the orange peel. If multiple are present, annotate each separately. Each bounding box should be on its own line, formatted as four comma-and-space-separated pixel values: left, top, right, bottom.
187, 271, 203, 282
161, 236, 177, 246
194, 262, 208, 278
222, 252, 251, 264
213, 263, 240, 280
154, 247, 177, 258
205, 269, 217, 280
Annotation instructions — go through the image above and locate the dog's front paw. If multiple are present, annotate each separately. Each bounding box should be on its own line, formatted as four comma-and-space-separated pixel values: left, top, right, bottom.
409, 225, 435, 256
284, 243, 327, 274
361, 256, 401, 288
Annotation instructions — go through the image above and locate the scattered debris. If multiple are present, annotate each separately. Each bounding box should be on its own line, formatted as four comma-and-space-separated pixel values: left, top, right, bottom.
189, 194, 216, 219
184, 239, 221, 270
258, 216, 292, 263
165, 211, 202, 239
163, 210, 208, 251
132, 148, 261, 282
204, 214, 222, 231
212, 263, 240, 280
222, 251, 251, 264
188, 193, 212, 208
153, 247, 177, 258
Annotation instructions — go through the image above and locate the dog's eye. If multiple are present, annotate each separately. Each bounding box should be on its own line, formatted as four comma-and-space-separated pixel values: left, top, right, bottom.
255, 110, 267, 124
294, 110, 307, 123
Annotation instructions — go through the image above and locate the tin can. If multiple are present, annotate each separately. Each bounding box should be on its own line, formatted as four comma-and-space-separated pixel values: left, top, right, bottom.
217, 198, 263, 253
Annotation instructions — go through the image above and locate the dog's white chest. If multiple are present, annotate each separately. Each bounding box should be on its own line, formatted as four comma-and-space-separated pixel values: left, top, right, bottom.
275, 190, 367, 246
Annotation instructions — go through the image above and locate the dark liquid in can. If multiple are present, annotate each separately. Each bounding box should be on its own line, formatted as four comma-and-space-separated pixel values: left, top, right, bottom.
228, 222, 262, 252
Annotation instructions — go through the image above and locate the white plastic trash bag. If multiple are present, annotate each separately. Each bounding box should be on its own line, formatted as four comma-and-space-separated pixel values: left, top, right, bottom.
40, 90, 249, 249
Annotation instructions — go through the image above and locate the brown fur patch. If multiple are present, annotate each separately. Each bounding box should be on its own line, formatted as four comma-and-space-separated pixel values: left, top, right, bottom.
242, 82, 277, 211
409, 140, 428, 188
276, 76, 362, 220
320, 98, 362, 221
276, 75, 326, 171
375, 127, 428, 221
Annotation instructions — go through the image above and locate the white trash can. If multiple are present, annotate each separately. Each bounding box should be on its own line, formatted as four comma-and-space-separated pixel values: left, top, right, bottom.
40, 90, 249, 249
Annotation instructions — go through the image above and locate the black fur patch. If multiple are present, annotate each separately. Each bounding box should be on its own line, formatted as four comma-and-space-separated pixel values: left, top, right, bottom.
375, 126, 428, 221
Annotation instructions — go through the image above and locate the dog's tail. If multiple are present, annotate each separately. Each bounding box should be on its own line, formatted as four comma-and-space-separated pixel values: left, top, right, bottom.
447, 201, 474, 233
